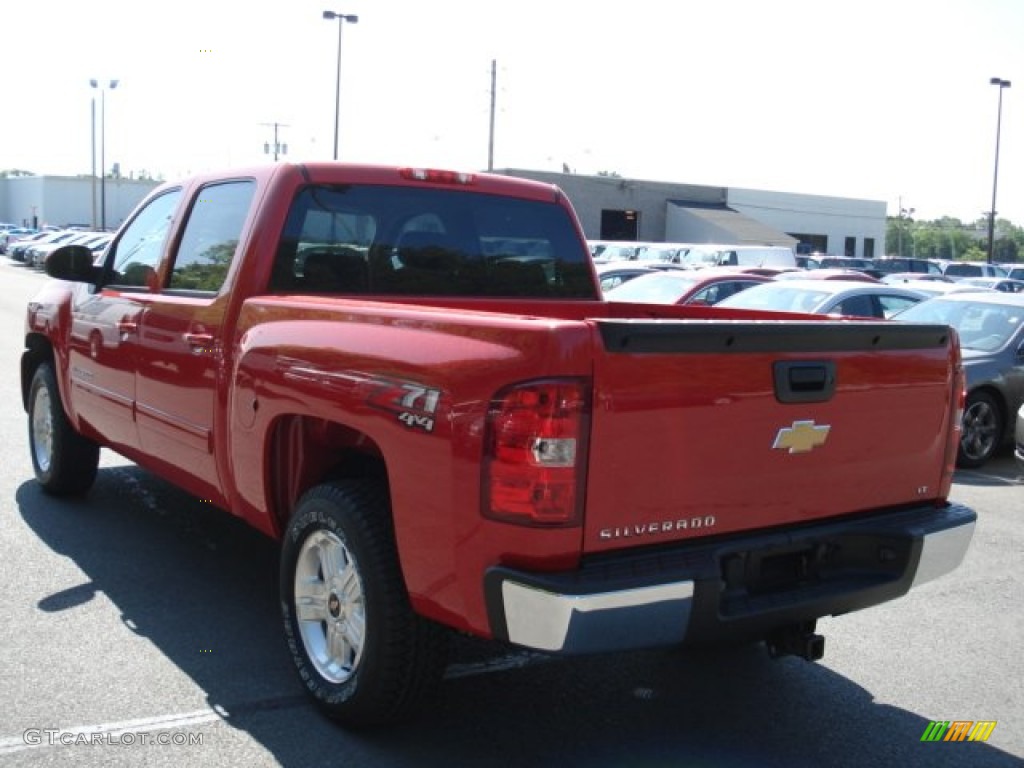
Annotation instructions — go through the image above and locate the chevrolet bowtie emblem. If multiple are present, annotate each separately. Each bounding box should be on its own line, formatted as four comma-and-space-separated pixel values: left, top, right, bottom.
772, 420, 831, 454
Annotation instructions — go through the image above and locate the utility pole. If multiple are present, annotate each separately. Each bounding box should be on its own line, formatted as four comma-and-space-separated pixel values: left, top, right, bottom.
488, 59, 496, 171
261, 122, 290, 161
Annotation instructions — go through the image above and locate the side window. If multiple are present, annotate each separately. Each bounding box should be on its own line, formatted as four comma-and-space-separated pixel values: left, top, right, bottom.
110, 189, 182, 288
833, 295, 876, 317
879, 295, 921, 318
169, 181, 256, 292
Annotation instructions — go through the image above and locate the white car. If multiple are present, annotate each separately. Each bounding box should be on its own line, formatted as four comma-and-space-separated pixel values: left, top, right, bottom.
715, 279, 925, 318
27, 232, 108, 268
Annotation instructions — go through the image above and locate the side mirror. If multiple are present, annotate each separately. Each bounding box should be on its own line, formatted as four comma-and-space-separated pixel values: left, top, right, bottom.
45, 245, 103, 284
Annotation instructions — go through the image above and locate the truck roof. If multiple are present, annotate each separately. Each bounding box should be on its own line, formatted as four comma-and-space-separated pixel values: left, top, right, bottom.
148, 163, 567, 205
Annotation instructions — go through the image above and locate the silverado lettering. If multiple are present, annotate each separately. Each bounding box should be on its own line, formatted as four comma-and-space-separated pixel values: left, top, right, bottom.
23, 162, 976, 728
600, 517, 718, 539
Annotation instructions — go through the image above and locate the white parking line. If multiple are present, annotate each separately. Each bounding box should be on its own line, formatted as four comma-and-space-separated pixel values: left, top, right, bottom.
955, 468, 1023, 486
0, 655, 549, 754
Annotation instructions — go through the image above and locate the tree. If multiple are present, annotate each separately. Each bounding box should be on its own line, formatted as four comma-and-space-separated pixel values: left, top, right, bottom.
884, 215, 1021, 262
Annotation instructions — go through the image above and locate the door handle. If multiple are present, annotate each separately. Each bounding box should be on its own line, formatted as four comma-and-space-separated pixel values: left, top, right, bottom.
183, 332, 215, 349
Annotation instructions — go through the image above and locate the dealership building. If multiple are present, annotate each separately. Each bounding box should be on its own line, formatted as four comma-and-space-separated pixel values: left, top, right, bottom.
3, 169, 887, 259
0, 174, 160, 232
498, 169, 887, 258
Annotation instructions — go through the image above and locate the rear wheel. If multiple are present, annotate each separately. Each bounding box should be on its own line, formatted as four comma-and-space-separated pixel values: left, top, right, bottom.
958, 391, 1002, 468
280, 480, 448, 726
28, 362, 99, 495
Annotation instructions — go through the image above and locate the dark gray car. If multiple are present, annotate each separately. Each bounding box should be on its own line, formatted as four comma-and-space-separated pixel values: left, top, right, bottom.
1015, 403, 1024, 473
894, 292, 1024, 468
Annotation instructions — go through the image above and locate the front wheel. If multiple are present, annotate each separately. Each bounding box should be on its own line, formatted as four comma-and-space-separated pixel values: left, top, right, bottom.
280, 480, 448, 727
958, 390, 1003, 469
28, 362, 100, 495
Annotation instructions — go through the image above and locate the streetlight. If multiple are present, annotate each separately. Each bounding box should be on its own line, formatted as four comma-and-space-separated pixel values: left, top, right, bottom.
987, 77, 1011, 264
322, 10, 358, 161
89, 91, 97, 229
90, 78, 119, 231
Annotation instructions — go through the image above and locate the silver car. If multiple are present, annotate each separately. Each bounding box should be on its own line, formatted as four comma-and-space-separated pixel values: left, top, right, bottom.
715, 279, 925, 319
894, 293, 1024, 468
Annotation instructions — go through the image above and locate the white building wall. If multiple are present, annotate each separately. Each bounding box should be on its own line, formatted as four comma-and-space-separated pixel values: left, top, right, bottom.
727, 188, 887, 258
1, 176, 160, 231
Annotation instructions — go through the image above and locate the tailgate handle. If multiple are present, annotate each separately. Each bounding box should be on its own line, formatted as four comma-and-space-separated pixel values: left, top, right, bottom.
773, 361, 836, 403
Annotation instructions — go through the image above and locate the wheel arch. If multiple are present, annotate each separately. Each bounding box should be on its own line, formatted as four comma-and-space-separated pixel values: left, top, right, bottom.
263, 413, 390, 538
22, 333, 56, 412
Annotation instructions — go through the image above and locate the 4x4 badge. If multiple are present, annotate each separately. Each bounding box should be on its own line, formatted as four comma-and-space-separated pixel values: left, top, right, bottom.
773, 420, 830, 454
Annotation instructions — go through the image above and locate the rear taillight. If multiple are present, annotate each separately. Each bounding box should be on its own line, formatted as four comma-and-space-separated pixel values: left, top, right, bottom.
483, 379, 590, 526
939, 333, 965, 499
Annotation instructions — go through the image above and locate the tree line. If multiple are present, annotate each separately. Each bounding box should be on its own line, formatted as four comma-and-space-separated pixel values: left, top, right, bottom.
885, 215, 1022, 262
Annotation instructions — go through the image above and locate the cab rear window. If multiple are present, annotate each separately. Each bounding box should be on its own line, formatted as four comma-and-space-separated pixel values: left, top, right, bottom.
269, 185, 597, 299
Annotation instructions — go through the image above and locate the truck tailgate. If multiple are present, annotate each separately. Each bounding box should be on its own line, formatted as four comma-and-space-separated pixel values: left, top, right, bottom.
583, 319, 957, 553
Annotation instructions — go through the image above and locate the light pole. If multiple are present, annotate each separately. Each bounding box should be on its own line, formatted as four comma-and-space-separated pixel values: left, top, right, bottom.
89, 91, 97, 229
90, 78, 119, 230
987, 77, 1011, 264
322, 10, 358, 161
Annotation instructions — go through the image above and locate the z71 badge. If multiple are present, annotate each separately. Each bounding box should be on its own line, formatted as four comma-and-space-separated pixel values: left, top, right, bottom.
366, 377, 442, 433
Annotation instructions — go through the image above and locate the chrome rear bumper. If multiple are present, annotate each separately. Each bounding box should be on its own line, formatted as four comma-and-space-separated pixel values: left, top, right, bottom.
485, 502, 976, 654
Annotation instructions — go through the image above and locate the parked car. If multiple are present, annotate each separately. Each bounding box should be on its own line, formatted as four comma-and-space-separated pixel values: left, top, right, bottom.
893, 292, 1024, 468
9, 230, 72, 262
1003, 266, 1024, 281
795, 254, 824, 270
941, 261, 1008, 280
958, 277, 1024, 294
881, 272, 954, 285
871, 257, 944, 276
635, 243, 691, 264
26, 231, 97, 268
604, 267, 770, 305
594, 261, 658, 293
774, 268, 880, 283
23, 231, 86, 267
816, 256, 881, 278
686, 245, 797, 271
1, 227, 38, 253
1015, 403, 1023, 473
894, 280, 996, 298
715, 279, 925, 318
29, 232, 113, 269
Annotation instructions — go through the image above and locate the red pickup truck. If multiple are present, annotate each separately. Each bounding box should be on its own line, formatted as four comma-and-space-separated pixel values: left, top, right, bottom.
24, 163, 976, 726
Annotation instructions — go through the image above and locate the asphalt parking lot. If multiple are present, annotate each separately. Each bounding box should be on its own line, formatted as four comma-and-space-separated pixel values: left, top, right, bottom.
1, 256, 1021, 767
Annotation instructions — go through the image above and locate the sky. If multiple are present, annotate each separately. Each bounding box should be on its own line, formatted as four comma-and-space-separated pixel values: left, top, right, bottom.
2, 0, 1022, 226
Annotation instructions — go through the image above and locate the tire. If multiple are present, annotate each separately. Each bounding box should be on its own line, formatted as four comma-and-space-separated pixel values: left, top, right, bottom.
280, 480, 448, 726
28, 362, 100, 495
958, 390, 1003, 469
